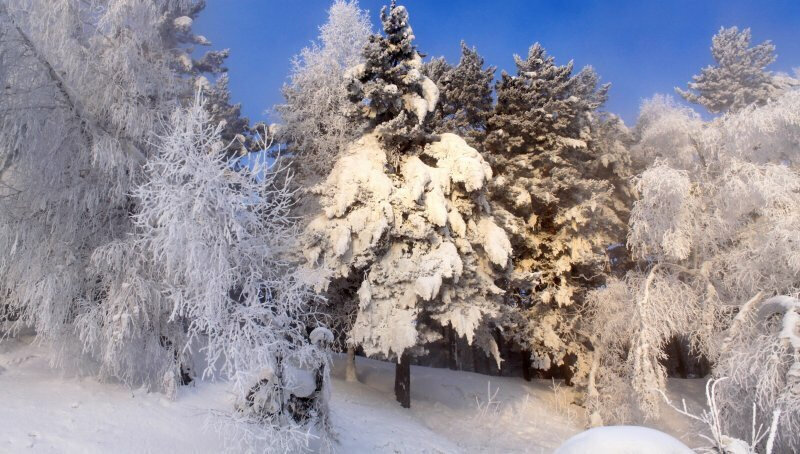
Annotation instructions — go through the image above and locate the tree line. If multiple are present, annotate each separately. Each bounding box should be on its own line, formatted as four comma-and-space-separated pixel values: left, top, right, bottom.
1, 0, 799, 452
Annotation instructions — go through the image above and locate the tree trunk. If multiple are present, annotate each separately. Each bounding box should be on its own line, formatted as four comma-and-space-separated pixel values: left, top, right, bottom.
345, 345, 358, 382
495, 328, 505, 376
394, 352, 411, 408
521, 349, 532, 382
446, 325, 458, 370
667, 336, 687, 378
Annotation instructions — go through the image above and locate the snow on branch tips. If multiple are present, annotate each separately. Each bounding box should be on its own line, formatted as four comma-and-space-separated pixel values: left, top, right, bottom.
346, 1, 439, 152
303, 131, 510, 363
302, 3, 512, 378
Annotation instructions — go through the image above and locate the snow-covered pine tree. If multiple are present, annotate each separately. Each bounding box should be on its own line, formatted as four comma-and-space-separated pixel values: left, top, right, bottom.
419, 44, 498, 374
676, 26, 798, 114
278, 0, 372, 181
426, 42, 496, 145
586, 89, 800, 451
302, 1, 512, 408
482, 43, 628, 383
346, 1, 440, 153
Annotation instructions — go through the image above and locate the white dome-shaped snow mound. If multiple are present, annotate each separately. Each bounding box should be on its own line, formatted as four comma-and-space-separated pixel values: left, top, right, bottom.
554, 426, 693, 454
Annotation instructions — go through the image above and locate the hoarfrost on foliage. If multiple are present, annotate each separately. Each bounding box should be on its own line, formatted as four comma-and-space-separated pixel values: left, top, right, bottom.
277, 0, 373, 180
173, 16, 193, 33
589, 85, 800, 452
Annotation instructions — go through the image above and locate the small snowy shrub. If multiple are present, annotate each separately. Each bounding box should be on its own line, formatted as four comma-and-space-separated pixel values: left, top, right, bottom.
659, 378, 782, 454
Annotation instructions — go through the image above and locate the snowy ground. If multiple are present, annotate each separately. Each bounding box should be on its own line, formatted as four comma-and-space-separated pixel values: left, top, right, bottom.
329, 355, 580, 453
0, 337, 706, 453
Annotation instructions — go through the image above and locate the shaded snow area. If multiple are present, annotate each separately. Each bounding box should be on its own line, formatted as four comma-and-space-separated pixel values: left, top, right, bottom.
329, 355, 580, 453
0, 338, 708, 453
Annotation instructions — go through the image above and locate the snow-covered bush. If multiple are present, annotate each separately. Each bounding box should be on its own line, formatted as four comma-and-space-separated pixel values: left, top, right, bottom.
659, 378, 782, 454
585, 266, 725, 423
714, 296, 800, 452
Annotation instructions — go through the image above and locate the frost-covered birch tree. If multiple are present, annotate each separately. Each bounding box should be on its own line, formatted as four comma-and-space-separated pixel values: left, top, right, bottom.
0, 0, 190, 366
0, 0, 328, 446
103, 94, 329, 450
482, 43, 630, 382
276, 0, 374, 382
0, 0, 274, 399
587, 89, 800, 451
302, 1, 512, 408
278, 0, 372, 181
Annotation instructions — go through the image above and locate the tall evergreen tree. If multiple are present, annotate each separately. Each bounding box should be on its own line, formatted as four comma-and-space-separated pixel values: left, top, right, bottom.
483, 43, 630, 382
676, 26, 798, 114
347, 1, 440, 152
427, 42, 495, 144
303, 2, 511, 408
164, 2, 256, 156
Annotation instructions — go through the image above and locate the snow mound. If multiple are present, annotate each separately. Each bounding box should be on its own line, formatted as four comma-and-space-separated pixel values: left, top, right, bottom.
554, 426, 693, 454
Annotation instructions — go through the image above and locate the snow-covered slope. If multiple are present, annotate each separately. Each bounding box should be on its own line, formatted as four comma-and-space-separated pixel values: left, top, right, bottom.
0, 337, 230, 453
0, 337, 705, 453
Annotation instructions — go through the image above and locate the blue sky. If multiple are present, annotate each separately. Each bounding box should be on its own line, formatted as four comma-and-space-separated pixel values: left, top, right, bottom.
194, 0, 800, 125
